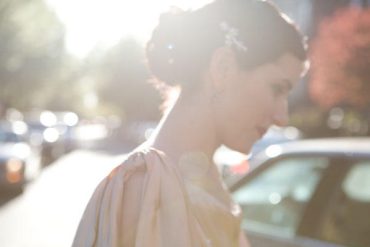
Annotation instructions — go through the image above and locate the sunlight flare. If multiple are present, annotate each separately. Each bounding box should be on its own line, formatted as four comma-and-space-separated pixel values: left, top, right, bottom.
46, 0, 212, 58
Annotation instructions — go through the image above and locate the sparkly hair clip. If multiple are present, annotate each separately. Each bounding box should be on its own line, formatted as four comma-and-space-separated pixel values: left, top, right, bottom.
220, 21, 248, 52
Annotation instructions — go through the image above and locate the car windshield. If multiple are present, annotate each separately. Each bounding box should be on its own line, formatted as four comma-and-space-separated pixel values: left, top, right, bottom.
233, 156, 329, 238
316, 160, 370, 247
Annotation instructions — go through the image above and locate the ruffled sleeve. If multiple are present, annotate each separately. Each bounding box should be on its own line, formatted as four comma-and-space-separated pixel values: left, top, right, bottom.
72, 148, 204, 247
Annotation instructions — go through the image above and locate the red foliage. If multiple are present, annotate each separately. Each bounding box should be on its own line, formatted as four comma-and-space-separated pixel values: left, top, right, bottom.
309, 7, 370, 109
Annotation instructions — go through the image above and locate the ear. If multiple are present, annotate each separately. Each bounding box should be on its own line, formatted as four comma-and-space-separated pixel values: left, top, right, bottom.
208, 47, 239, 92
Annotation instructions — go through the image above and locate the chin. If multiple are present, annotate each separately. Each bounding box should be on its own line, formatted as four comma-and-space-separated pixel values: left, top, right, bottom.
227, 141, 254, 155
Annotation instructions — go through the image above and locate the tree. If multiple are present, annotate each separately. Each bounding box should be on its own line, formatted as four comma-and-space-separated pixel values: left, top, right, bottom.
309, 6, 370, 109
0, 0, 68, 111
92, 38, 162, 121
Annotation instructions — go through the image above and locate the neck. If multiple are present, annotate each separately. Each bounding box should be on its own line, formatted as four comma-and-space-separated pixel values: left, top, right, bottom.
147, 91, 220, 164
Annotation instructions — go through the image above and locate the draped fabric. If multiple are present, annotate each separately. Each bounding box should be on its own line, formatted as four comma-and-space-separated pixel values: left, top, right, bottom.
72, 148, 242, 247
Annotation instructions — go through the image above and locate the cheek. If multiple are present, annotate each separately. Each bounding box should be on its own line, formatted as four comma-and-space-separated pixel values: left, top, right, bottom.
213, 86, 271, 152
222, 88, 261, 134
237, 85, 269, 115
245, 84, 276, 113
227, 90, 252, 120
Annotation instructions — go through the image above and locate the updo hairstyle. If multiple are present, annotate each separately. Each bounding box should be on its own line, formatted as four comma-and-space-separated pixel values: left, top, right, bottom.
146, 0, 307, 89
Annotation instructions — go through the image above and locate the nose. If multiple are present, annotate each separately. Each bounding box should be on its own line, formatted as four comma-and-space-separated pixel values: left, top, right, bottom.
272, 100, 289, 127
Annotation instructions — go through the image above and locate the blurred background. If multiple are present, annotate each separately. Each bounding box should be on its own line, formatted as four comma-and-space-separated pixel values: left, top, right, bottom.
0, 0, 370, 246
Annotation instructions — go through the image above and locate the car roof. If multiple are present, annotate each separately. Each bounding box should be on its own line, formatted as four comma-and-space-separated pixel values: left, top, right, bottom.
266, 137, 370, 157
229, 137, 370, 190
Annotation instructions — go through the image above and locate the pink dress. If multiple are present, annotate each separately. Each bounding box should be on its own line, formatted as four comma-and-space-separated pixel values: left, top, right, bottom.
72, 148, 242, 247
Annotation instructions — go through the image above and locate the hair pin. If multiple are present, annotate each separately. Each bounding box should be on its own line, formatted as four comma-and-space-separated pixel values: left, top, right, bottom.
220, 21, 248, 52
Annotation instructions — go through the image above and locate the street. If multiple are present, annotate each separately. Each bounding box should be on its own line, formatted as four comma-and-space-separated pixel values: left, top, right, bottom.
0, 149, 128, 247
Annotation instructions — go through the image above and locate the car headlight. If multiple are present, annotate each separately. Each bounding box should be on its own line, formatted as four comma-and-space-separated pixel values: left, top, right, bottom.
6, 158, 23, 173
5, 158, 24, 184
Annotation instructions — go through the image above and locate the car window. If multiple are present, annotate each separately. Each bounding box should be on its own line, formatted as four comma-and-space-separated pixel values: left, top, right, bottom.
318, 160, 370, 247
233, 157, 329, 238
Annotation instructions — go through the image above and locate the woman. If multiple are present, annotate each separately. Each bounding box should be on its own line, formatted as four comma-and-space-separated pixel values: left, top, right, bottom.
72, 0, 308, 246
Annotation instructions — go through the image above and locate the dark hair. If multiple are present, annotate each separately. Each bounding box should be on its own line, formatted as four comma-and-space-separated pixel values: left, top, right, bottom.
146, 0, 307, 88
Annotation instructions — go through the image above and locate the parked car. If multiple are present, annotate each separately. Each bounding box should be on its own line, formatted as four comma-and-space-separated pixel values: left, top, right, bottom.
214, 126, 302, 179
250, 125, 302, 164
0, 124, 42, 192
230, 137, 370, 247
24, 110, 80, 166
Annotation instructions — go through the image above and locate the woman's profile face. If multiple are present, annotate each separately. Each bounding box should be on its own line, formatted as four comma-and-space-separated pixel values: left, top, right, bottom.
212, 53, 305, 154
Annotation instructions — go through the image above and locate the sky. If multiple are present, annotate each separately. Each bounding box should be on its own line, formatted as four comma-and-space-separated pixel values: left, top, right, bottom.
45, 0, 212, 58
